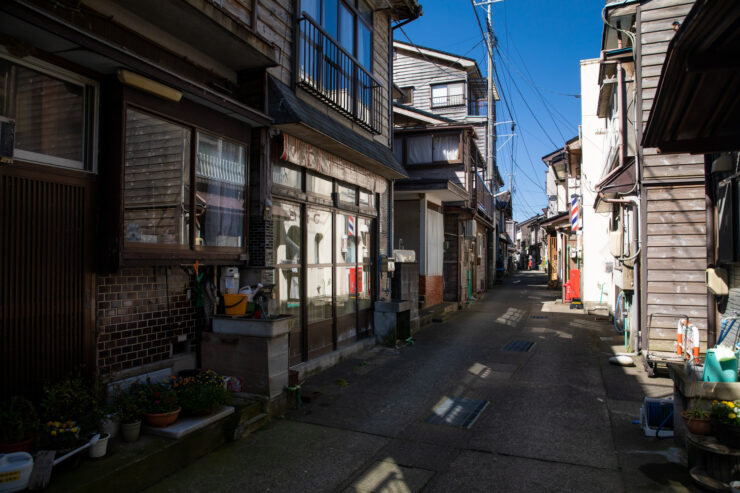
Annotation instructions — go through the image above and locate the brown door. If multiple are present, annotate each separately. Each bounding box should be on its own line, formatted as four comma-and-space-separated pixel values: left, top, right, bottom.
0, 163, 95, 396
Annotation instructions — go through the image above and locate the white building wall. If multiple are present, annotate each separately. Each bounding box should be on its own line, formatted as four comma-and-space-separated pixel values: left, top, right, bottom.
580, 58, 613, 308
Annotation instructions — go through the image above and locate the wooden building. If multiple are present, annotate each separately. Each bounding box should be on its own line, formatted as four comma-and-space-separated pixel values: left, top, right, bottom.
593, 0, 711, 372
391, 41, 502, 307
0, 0, 421, 396
643, 0, 740, 351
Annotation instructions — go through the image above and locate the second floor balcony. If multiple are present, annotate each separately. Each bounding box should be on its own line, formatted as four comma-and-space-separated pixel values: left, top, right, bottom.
297, 15, 383, 134
474, 173, 493, 218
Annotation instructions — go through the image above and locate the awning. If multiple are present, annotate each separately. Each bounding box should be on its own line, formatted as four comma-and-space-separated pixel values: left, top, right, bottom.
642, 0, 740, 153
594, 158, 636, 212
394, 178, 468, 202
269, 76, 408, 180
540, 212, 569, 231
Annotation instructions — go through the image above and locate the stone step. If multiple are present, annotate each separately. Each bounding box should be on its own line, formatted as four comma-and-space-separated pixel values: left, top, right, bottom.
234, 413, 270, 440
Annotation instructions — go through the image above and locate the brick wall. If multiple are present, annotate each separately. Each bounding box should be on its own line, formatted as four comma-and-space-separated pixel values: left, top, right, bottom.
420, 275, 443, 307
96, 267, 197, 377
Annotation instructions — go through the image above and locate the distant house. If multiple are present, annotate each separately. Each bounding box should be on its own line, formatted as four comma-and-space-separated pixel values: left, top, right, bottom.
391, 42, 503, 308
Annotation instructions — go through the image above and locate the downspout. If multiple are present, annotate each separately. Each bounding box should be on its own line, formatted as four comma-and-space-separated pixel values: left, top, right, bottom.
600, 194, 641, 357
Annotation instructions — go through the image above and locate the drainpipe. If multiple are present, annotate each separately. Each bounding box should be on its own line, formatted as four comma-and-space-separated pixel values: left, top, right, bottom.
599, 194, 641, 357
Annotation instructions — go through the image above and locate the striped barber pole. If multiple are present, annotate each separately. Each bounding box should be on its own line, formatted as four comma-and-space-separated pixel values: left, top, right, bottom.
348, 215, 355, 236
570, 196, 579, 232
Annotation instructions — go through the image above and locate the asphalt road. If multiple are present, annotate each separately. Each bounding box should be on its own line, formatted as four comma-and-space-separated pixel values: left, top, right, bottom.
146, 271, 696, 492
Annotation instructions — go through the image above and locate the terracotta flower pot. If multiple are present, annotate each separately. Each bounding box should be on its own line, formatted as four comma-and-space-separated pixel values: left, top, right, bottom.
681, 411, 712, 435
0, 435, 34, 453
144, 408, 181, 428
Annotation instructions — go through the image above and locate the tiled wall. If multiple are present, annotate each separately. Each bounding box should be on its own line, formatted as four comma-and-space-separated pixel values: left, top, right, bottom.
420, 275, 443, 308
96, 267, 196, 376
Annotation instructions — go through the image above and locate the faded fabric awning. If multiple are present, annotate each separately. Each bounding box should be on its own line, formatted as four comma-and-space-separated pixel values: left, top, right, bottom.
594, 159, 636, 212
642, 0, 740, 153
268, 76, 407, 180
280, 134, 388, 194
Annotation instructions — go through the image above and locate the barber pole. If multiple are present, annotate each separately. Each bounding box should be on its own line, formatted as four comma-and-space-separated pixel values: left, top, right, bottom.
570, 196, 579, 232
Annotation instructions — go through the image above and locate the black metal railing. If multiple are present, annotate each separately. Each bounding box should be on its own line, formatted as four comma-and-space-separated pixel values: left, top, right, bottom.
298, 15, 382, 134
431, 94, 465, 108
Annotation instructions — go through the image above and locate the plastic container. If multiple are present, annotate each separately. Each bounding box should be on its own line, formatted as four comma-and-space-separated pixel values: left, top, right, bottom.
223, 294, 248, 315
0, 452, 33, 493
702, 348, 739, 382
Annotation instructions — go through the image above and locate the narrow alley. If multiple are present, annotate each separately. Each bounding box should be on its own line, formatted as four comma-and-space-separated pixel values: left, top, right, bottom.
145, 272, 691, 492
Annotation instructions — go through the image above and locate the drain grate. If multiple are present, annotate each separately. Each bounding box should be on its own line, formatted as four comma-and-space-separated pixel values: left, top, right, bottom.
425, 396, 489, 428
530, 315, 548, 320
503, 340, 535, 352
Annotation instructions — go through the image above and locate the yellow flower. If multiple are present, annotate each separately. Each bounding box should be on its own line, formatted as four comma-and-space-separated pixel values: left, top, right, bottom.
50, 430, 57, 436
713, 400, 719, 405
730, 413, 737, 419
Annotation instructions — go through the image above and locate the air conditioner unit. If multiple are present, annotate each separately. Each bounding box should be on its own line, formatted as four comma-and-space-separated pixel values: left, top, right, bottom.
0, 116, 15, 164
609, 229, 623, 257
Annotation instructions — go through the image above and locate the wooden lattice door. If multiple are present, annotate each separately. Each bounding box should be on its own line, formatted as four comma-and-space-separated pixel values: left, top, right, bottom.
0, 164, 95, 397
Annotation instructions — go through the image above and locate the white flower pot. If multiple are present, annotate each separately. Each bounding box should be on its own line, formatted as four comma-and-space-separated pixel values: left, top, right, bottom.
101, 414, 120, 439
88, 433, 110, 458
120, 421, 141, 443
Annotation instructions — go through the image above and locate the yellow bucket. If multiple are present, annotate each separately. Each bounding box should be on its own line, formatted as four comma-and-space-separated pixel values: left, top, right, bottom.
223, 294, 248, 315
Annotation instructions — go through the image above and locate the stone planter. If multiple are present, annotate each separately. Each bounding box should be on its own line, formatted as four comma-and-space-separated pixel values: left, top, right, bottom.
204, 315, 295, 398
120, 420, 142, 443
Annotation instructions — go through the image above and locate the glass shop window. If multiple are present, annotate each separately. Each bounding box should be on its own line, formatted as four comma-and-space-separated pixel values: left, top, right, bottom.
359, 190, 374, 208
273, 200, 302, 324
273, 162, 302, 190
338, 183, 357, 204
307, 172, 332, 197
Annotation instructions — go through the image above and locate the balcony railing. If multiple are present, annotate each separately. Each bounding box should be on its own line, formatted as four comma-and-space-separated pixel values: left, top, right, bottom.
474, 173, 493, 217
431, 94, 465, 108
297, 15, 383, 134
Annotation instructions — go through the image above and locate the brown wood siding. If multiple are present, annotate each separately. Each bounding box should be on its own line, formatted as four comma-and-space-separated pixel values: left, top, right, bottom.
639, 0, 701, 184
638, 0, 707, 352
0, 164, 95, 397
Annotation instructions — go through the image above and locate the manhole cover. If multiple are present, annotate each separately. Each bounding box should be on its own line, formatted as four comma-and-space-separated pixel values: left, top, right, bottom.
425, 396, 489, 428
503, 340, 535, 352
530, 315, 548, 320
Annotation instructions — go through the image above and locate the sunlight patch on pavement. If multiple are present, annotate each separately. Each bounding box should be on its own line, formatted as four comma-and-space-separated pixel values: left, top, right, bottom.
348, 458, 434, 493
468, 362, 492, 378
529, 326, 573, 339
496, 307, 525, 326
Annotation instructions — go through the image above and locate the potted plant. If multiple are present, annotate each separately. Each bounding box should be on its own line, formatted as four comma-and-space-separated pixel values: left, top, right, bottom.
711, 399, 740, 447
136, 381, 181, 428
681, 408, 712, 435
173, 370, 231, 416
112, 390, 144, 443
0, 396, 40, 453
40, 377, 103, 436
43, 420, 81, 453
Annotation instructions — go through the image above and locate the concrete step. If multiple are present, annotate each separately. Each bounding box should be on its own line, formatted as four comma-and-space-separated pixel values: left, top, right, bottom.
419, 302, 459, 327
46, 397, 272, 493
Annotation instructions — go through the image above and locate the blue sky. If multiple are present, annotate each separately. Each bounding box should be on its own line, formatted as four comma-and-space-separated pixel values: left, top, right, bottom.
396, 0, 606, 222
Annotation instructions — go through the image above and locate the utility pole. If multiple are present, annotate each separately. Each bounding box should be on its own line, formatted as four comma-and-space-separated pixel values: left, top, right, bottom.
474, 0, 502, 192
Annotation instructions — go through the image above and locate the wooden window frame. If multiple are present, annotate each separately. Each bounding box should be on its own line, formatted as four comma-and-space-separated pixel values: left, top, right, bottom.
400, 131, 464, 166
114, 87, 251, 265
0, 49, 99, 173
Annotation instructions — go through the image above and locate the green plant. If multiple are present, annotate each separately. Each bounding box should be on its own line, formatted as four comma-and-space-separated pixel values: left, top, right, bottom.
134, 382, 179, 414
111, 389, 145, 424
685, 408, 710, 419
711, 400, 740, 425
43, 420, 80, 450
173, 370, 230, 415
0, 396, 40, 443
40, 377, 103, 434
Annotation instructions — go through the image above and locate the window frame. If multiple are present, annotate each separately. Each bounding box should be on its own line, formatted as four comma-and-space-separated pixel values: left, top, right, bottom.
399, 131, 463, 166
0, 48, 99, 173
121, 103, 250, 261
430, 81, 466, 108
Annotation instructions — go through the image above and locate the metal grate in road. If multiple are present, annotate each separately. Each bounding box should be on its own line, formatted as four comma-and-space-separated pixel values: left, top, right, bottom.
530, 315, 548, 320
503, 340, 535, 352
425, 396, 489, 429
